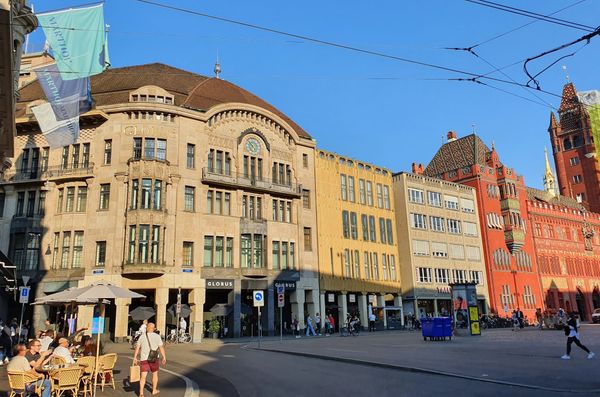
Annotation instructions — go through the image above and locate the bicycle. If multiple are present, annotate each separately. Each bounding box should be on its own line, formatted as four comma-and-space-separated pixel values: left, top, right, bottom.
340, 322, 360, 337
166, 330, 192, 344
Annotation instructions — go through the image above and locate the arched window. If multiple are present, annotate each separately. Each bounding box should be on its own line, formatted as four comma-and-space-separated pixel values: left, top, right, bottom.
563, 137, 573, 150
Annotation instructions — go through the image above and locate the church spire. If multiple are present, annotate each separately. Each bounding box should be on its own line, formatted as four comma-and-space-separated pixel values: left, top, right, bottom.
543, 147, 557, 197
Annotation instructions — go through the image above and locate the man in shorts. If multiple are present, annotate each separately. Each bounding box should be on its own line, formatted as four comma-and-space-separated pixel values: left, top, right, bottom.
133, 323, 166, 396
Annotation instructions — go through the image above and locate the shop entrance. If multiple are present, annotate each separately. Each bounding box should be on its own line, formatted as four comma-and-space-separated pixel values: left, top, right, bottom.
204, 289, 233, 338
325, 292, 340, 332
129, 289, 156, 337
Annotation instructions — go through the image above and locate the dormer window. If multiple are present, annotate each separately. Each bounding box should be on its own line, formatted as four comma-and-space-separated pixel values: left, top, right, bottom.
130, 86, 174, 104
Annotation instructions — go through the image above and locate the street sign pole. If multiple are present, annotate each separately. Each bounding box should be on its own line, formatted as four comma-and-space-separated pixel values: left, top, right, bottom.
18, 276, 30, 344
280, 307, 283, 342
176, 288, 181, 344
258, 306, 261, 349
253, 290, 264, 349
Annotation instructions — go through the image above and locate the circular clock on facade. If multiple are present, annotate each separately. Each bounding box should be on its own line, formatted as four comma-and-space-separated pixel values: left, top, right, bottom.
246, 137, 261, 155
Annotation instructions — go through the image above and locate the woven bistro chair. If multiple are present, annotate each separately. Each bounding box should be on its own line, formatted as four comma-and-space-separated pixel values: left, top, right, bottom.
7, 370, 41, 397
98, 353, 117, 391
76, 356, 97, 397
51, 367, 81, 397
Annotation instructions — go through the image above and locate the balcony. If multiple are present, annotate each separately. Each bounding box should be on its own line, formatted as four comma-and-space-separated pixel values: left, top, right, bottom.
122, 261, 166, 277
201, 168, 302, 198
1, 163, 94, 184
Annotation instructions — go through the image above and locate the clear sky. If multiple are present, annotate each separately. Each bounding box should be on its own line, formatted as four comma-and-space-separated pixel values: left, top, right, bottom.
30, 0, 600, 189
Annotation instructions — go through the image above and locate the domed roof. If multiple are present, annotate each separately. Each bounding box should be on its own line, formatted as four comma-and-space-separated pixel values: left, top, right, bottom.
17, 62, 311, 139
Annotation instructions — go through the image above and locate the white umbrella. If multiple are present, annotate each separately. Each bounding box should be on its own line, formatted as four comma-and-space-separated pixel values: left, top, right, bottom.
53, 281, 144, 397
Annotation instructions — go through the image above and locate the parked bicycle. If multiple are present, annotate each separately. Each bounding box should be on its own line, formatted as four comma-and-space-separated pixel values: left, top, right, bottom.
166, 329, 192, 343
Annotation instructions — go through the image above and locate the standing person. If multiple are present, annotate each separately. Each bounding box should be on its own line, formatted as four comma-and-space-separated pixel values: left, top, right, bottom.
535, 309, 543, 330
19, 320, 30, 343
517, 308, 524, 329
369, 312, 376, 332
133, 323, 167, 397
561, 314, 595, 360
179, 316, 187, 334
305, 314, 316, 336
328, 314, 335, 335
315, 313, 322, 336
293, 316, 300, 338
323, 315, 331, 336
511, 310, 519, 331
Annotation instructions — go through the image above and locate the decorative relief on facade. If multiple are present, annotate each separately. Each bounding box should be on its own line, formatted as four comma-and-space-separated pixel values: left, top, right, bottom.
122, 124, 176, 137
208, 109, 295, 146
208, 135, 235, 149
271, 148, 293, 162
583, 221, 595, 251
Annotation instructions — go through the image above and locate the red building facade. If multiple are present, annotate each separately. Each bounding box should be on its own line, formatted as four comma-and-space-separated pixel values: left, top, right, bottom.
549, 83, 600, 213
527, 188, 600, 321
421, 132, 544, 319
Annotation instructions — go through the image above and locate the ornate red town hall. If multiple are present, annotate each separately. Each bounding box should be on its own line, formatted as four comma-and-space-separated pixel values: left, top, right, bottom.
420, 132, 544, 319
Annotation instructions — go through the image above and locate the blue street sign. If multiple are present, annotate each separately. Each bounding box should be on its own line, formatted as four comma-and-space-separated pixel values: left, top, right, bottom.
19, 287, 30, 304
253, 290, 264, 307
276, 285, 285, 294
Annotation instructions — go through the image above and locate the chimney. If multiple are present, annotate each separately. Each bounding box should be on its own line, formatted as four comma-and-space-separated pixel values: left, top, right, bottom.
447, 131, 457, 142
412, 163, 425, 175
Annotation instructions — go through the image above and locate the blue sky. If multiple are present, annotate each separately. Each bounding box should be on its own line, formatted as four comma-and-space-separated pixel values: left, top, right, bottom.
31, 0, 600, 189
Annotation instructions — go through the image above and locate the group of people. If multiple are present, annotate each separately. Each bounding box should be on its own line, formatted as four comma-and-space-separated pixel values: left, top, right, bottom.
511, 308, 525, 330
292, 312, 366, 337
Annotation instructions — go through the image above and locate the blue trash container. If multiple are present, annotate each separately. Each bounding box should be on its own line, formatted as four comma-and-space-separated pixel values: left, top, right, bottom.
421, 317, 452, 341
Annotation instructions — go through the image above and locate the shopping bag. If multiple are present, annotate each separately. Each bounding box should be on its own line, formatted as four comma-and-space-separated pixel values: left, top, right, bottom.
129, 365, 141, 383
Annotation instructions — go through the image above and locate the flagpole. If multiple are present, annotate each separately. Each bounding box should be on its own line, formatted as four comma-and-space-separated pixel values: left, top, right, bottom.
93, 300, 104, 397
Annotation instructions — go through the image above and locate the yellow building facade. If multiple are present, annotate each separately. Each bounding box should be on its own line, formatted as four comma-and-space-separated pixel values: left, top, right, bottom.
315, 150, 402, 330
393, 172, 489, 318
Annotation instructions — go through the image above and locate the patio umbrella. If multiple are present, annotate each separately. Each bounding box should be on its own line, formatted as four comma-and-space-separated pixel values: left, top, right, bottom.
129, 306, 156, 321
53, 281, 144, 397
167, 303, 191, 318
210, 303, 232, 317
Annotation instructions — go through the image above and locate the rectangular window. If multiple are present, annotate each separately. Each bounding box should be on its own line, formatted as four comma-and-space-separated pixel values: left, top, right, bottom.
272, 241, 280, 269
470, 270, 482, 284
183, 242, 193, 267
204, 236, 214, 267
82, 143, 90, 167
417, 267, 432, 283
281, 241, 288, 269
340, 174, 347, 201
153, 180, 162, 210
215, 236, 224, 267
290, 242, 295, 269
71, 145, 80, 168
30, 148, 39, 177
570, 157, 580, 166
372, 253, 379, 280
444, 195, 459, 210
376, 184, 383, 208
224, 193, 231, 215
151, 226, 160, 263
52, 232, 60, 269
354, 250, 361, 278
383, 185, 390, 209
65, 187, 75, 212
61, 146, 69, 169
21, 148, 29, 171
130, 180, 139, 209
128, 226, 136, 263
449, 244, 465, 259
435, 268, 449, 284
452, 269, 466, 283
104, 140, 112, 165
447, 219, 461, 234
141, 179, 152, 209
342, 211, 350, 238
26, 191, 35, 217
386, 219, 394, 244
72, 231, 84, 268
37, 191, 45, 215
359, 179, 366, 204
76, 187, 87, 212
226, 237, 233, 267
408, 188, 424, 204
138, 225, 150, 263
350, 212, 358, 240
156, 139, 167, 160
364, 251, 370, 279
302, 189, 310, 209
348, 176, 355, 202
99, 184, 110, 210
185, 186, 195, 212
343, 249, 350, 277
253, 234, 263, 268
61, 232, 71, 269
410, 213, 427, 229
216, 192, 224, 215
241, 234, 252, 267
95, 241, 106, 267
144, 138, 155, 159
461, 198, 475, 213
207, 190, 213, 213
369, 215, 376, 242
41, 147, 49, 171
366, 181, 373, 206
430, 216, 445, 232
390, 255, 397, 281
302, 153, 309, 168
463, 222, 478, 236
379, 218, 386, 244
428, 191, 442, 207
133, 138, 142, 159
412, 239, 429, 256
304, 228, 312, 251
361, 214, 369, 241
187, 144, 195, 169
431, 242, 448, 258
466, 246, 481, 261
16, 192, 25, 216
573, 174, 583, 184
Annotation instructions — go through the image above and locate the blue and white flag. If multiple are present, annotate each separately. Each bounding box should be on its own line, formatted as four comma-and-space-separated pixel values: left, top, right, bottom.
37, 4, 106, 80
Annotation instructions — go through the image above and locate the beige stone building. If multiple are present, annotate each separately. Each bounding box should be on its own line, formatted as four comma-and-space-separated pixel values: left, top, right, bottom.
1, 61, 320, 340
393, 172, 489, 318
315, 149, 402, 330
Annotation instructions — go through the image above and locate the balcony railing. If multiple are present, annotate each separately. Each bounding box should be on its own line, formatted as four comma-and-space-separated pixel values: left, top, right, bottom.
2, 163, 95, 183
202, 168, 302, 197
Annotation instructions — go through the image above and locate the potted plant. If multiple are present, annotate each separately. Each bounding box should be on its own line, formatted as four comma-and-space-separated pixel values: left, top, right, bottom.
206, 319, 220, 338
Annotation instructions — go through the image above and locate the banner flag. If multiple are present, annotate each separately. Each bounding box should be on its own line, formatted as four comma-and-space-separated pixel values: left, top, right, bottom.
32, 64, 91, 146
577, 90, 600, 165
37, 4, 106, 80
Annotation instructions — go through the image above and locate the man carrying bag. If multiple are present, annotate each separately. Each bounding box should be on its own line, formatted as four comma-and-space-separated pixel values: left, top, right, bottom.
133, 323, 166, 396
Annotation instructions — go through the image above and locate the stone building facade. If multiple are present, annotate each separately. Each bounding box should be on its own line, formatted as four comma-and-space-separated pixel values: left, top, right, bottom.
548, 83, 600, 212
393, 172, 489, 318
315, 150, 402, 330
421, 131, 544, 319
1, 62, 319, 340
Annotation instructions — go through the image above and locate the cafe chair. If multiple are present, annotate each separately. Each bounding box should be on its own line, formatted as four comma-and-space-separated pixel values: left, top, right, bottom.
7, 370, 42, 397
51, 367, 81, 397
98, 353, 117, 391
76, 356, 96, 397
48, 356, 67, 366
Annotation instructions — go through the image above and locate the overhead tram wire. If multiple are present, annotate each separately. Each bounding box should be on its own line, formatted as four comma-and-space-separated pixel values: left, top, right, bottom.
464, 0, 595, 32
132, 0, 563, 99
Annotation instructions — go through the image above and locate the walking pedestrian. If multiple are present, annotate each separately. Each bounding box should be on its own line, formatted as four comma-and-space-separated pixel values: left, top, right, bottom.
517, 308, 524, 329
511, 310, 519, 331
328, 313, 335, 335
535, 308, 543, 330
369, 313, 376, 332
293, 316, 300, 338
561, 313, 595, 360
315, 313, 322, 335
305, 314, 317, 336
133, 322, 167, 397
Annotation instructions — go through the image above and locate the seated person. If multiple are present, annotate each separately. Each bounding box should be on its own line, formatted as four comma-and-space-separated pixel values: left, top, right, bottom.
52, 338, 75, 364
7, 344, 52, 397
39, 330, 54, 353
80, 336, 97, 357
25, 339, 52, 370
